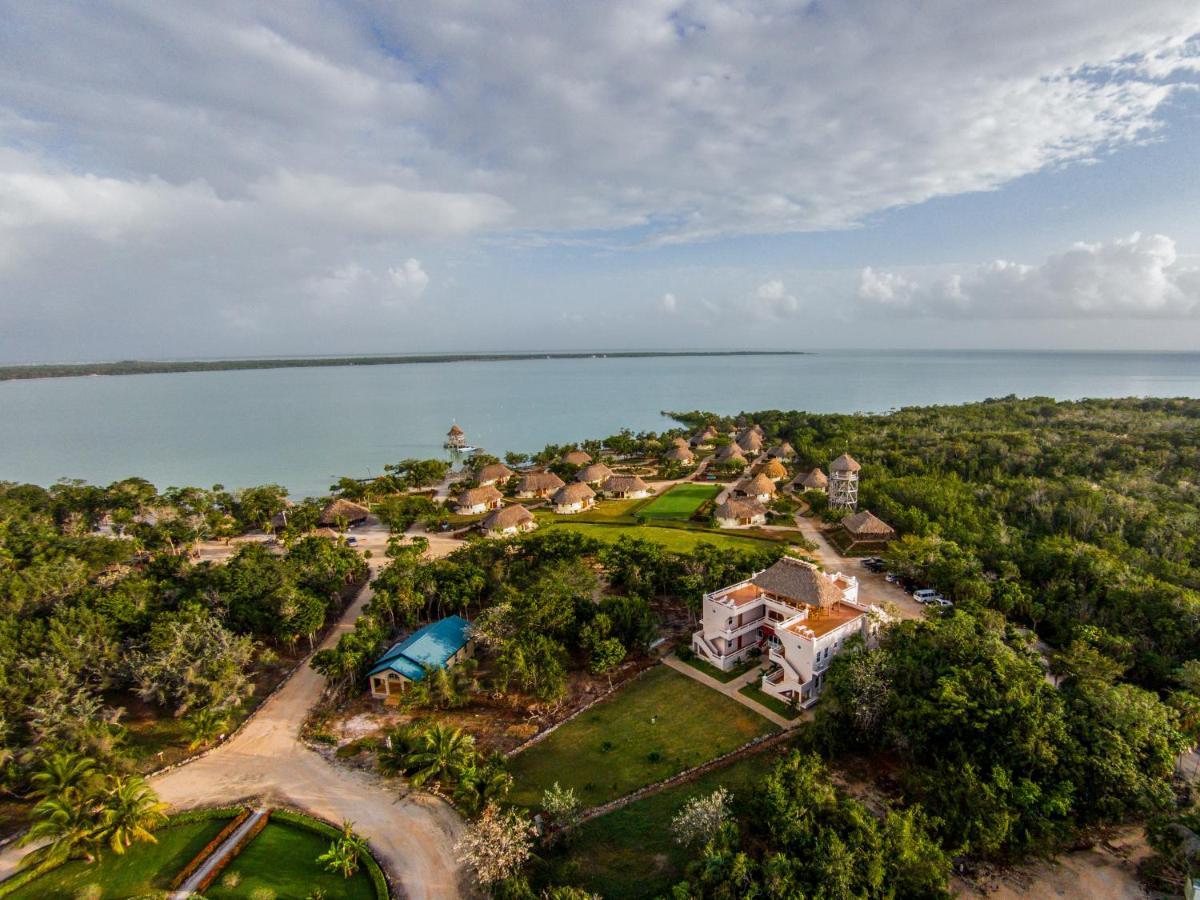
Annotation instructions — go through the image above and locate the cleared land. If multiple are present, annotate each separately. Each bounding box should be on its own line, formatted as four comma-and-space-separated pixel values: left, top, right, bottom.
538, 750, 780, 898
206, 820, 377, 900
5, 817, 228, 899
538, 521, 782, 554
507, 665, 775, 808
638, 483, 721, 521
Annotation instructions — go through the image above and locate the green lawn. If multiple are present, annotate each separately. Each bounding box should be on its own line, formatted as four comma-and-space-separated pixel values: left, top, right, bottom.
739, 683, 802, 720
538, 749, 783, 898
680, 653, 760, 683
207, 821, 377, 900
538, 521, 778, 554
638, 483, 721, 521
5, 817, 230, 899
534, 497, 646, 524
507, 666, 776, 808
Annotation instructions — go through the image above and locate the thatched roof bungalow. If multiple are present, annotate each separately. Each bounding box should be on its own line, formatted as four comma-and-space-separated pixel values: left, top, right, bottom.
480, 504, 537, 537
842, 510, 897, 544
756, 458, 788, 482
455, 484, 504, 515
576, 463, 614, 485
563, 450, 593, 467
714, 497, 767, 528
551, 482, 596, 514
474, 463, 515, 487
737, 473, 777, 502
320, 499, 370, 527
600, 474, 650, 499
515, 472, 566, 498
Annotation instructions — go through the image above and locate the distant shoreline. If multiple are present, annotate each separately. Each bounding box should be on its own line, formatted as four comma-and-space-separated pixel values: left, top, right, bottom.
0, 350, 810, 383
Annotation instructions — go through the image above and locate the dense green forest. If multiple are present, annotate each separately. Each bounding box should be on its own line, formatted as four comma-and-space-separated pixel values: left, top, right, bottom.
5, 395, 1200, 893
0, 480, 366, 813
663, 397, 1200, 883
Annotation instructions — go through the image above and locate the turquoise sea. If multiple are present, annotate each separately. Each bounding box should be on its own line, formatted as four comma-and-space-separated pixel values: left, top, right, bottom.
2, 350, 1198, 496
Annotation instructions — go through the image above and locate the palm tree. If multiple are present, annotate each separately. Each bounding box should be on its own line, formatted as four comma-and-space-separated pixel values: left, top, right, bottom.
453, 755, 513, 816
316, 821, 367, 878
406, 723, 475, 788
377, 723, 424, 776
28, 751, 97, 804
95, 775, 168, 855
185, 706, 230, 750
20, 795, 98, 865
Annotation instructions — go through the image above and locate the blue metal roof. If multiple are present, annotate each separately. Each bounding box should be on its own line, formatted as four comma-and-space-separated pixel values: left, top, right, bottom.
368, 615, 472, 682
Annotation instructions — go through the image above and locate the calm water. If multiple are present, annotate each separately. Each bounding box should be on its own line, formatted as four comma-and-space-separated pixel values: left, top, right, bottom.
2, 351, 1198, 496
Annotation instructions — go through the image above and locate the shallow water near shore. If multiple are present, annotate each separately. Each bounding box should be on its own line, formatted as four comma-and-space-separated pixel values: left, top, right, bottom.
2, 349, 1198, 496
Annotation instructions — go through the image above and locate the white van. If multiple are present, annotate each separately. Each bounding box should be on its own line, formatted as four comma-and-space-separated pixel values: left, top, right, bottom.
913, 589, 942, 603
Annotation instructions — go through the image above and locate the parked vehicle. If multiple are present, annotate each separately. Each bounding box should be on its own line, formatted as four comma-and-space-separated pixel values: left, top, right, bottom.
913, 589, 942, 603
933, 597, 953, 607
345, 535, 358, 546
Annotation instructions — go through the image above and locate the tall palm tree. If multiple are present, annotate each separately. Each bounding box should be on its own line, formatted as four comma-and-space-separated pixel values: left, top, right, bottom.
95, 775, 168, 855
406, 723, 475, 788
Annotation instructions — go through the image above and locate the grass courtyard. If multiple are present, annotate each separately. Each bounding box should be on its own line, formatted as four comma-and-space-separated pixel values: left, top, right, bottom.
638, 483, 721, 521
206, 820, 377, 900
506, 665, 776, 808
5, 816, 230, 899
537, 748, 783, 898
538, 521, 780, 554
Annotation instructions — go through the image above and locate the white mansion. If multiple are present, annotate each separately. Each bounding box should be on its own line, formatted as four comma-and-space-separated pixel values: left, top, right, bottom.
692, 556, 886, 709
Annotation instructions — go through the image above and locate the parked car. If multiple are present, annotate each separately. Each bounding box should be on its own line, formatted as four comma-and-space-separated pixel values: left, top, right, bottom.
345, 535, 358, 546
913, 589, 942, 604
885, 572, 899, 583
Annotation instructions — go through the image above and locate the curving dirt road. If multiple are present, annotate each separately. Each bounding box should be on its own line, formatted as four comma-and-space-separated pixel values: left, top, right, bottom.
0, 562, 469, 898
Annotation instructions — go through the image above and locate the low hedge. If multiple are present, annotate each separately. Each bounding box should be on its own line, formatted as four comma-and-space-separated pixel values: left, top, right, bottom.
169, 806, 249, 889
271, 808, 390, 899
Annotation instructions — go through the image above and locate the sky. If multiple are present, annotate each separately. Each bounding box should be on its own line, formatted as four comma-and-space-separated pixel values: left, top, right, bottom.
1, 1, 1199, 363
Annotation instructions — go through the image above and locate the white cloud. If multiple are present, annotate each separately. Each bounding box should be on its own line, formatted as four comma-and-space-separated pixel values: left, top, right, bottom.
858, 233, 1200, 318
0, 2, 1198, 358
306, 259, 429, 310
754, 279, 799, 317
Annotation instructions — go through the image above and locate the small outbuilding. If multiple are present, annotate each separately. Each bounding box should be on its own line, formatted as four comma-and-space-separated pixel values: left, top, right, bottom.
368, 615, 474, 700
715, 497, 767, 528
515, 472, 566, 498
455, 484, 504, 516
552, 482, 596, 514
600, 474, 650, 499
841, 510, 897, 548
320, 498, 370, 527
480, 504, 537, 537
